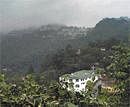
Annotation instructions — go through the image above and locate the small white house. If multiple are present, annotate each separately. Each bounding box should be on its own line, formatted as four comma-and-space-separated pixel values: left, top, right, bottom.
100, 48, 106, 51
59, 70, 99, 92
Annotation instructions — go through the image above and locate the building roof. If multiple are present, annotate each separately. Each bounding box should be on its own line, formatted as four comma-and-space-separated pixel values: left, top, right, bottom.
61, 70, 96, 79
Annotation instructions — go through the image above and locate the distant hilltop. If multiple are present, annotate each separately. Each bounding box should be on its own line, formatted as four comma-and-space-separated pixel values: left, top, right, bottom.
87, 17, 130, 42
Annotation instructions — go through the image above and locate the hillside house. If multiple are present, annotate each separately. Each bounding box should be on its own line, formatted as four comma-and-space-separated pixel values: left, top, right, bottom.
59, 70, 100, 92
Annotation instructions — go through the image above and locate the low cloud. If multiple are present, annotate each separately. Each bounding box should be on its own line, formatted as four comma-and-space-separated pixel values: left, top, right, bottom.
1, 0, 130, 32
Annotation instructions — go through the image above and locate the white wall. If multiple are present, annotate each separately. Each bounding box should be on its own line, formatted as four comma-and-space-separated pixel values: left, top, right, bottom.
59, 76, 99, 92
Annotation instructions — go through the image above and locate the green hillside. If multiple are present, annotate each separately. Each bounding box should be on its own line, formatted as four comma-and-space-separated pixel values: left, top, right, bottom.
87, 17, 130, 42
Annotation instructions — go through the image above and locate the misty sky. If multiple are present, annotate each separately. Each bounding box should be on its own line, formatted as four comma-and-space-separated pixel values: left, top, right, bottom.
0, 0, 130, 32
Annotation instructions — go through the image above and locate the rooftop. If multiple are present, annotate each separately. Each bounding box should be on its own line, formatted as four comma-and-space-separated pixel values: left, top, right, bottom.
61, 70, 96, 79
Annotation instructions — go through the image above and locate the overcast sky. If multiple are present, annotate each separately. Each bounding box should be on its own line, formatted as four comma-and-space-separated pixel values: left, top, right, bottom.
0, 0, 130, 32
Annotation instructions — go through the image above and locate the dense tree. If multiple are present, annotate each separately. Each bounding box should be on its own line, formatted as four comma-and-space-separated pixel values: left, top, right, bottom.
106, 44, 130, 106
0, 43, 130, 107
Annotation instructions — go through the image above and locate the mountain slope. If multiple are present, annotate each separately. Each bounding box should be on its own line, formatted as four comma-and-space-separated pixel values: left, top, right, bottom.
87, 17, 130, 42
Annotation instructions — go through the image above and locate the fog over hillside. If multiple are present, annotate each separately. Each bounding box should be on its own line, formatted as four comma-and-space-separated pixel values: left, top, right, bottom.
0, 17, 130, 72
0, 1, 130, 106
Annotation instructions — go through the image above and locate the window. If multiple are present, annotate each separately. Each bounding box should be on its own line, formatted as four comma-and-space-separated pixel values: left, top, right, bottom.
76, 79, 79, 82
81, 82, 85, 85
81, 79, 84, 81
69, 79, 72, 82
75, 84, 80, 88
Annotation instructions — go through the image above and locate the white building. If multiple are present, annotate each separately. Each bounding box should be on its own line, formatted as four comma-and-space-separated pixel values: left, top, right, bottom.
100, 48, 106, 51
59, 70, 99, 92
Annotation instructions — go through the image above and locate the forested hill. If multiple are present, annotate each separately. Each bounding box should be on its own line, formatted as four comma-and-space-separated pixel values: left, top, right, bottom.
87, 17, 130, 42
1, 17, 130, 72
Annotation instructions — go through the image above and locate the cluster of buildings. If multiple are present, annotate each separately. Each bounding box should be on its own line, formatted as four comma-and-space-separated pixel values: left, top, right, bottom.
59, 68, 116, 94
59, 69, 100, 93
